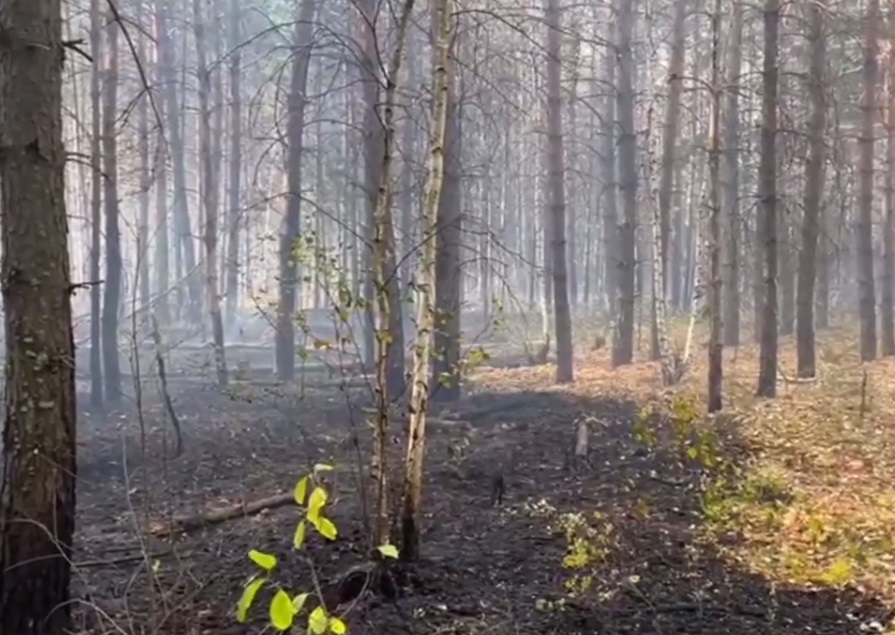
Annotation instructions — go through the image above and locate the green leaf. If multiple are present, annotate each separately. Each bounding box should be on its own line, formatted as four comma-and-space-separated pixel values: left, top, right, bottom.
294, 476, 310, 505
313, 463, 335, 474
376, 543, 399, 559
312, 516, 338, 540
292, 592, 310, 614
236, 577, 264, 623
270, 589, 296, 631
248, 549, 277, 571
293, 520, 308, 550
329, 616, 347, 634
686, 446, 699, 460
308, 606, 328, 634
307, 487, 328, 521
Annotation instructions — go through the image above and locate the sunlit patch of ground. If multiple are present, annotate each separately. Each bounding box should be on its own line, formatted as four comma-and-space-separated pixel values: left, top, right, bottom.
470, 320, 895, 610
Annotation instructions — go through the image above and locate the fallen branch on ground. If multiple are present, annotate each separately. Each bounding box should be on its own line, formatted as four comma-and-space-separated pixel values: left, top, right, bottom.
150, 492, 295, 537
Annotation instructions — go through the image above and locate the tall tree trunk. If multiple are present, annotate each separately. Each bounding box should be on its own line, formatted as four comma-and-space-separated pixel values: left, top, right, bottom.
654, 0, 687, 358
225, 0, 242, 325
722, 0, 744, 346
0, 0, 78, 627
707, 0, 723, 413
431, 46, 462, 401
275, 0, 315, 381
153, 0, 170, 325
159, 0, 200, 322
884, 19, 895, 356
102, 11, 123, 401
858, 0, 879, 361
601, 15, 618, 318
796, 0, 827, 376
613, 0, 637, 366
567, 39, 580, 310
89, 0, 104, 408
756, 0, 780, 398
137, 13, 151, 313
545, 0, 573, 382
359, 0, 416, 547
401, 0, 452, 561
196, 0, 228, 386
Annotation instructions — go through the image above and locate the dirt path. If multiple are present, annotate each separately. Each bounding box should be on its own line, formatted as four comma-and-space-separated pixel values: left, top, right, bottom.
70, 380, 891, 635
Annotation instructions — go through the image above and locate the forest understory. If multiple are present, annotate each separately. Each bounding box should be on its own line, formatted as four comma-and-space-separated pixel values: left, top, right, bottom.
68, 322, 895, 635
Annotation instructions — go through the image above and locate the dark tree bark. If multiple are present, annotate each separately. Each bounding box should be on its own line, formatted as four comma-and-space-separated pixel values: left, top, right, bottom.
89, 0, 104, 407
857, 0, 879, 361
158, 0, 200, 322
796, 0, 826, 377
0, 0, 78, 629
722, 1, 744, 347
756, 0, 780, 398
613, 0, 637, 366
544, 0, 573, 383
101, 10, 122, 401
275, 0, 315, 381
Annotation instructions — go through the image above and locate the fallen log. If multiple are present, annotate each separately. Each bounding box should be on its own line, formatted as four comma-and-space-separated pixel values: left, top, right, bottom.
151, 492, 295, 537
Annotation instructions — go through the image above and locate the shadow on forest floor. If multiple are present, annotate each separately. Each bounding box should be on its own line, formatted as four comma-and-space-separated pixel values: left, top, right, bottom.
70, 377, 893, 634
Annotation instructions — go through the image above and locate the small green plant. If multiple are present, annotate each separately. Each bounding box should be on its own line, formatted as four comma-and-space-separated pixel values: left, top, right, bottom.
632, 405, 657, 447
556, 511, 614, 596
235, 463, 399, 633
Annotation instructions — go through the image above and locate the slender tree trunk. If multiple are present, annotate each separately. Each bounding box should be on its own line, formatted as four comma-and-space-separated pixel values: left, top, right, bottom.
0, 0, 78, 627
884, 20, 895, 356
401, 0, 452, 561
858, 0, 880, 361
856, 0, 879, 362
225, 0, 242, 324
613, 0, 637, 366
601, 16, 618, 318
757, 0, 780, 398
654, 0, 687, 357
89, 0, 104, 408
275, 0, 315, 381
153, 0, 170, 325
359, 0, 416, 547
722, 0, 744, 346
196, 0, 228, 386
137, 15, 151, 313
431, 52, 462, 400
796, 0, 827, 376
545, 0, 573, 382
102, 11, 123, 401
159, 0, 199, 322
707, 0, 723, 412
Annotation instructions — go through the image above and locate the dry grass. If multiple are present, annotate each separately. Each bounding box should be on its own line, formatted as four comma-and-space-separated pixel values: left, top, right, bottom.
470, 318, 895, 605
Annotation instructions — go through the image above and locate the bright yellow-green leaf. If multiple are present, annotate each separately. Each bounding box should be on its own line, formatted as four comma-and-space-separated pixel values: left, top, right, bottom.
236, 577, 264, 622
686, 446, 699, 460
248, 549, 277, 571
293, 520, 308, 550
820, 558, 854, 586
270, 589, 296, 631
292, 592, 310, 614
312, 516, 338, 540
308, 606, 328, 634
307, 487, 328, 521
376, 543, 399, 559
294, 476, 310, 505
313, 463, 335, 474
329, 616, 347, 634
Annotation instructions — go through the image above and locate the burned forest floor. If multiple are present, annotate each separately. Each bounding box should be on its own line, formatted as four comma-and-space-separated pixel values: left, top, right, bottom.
71, 325, 895, 635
